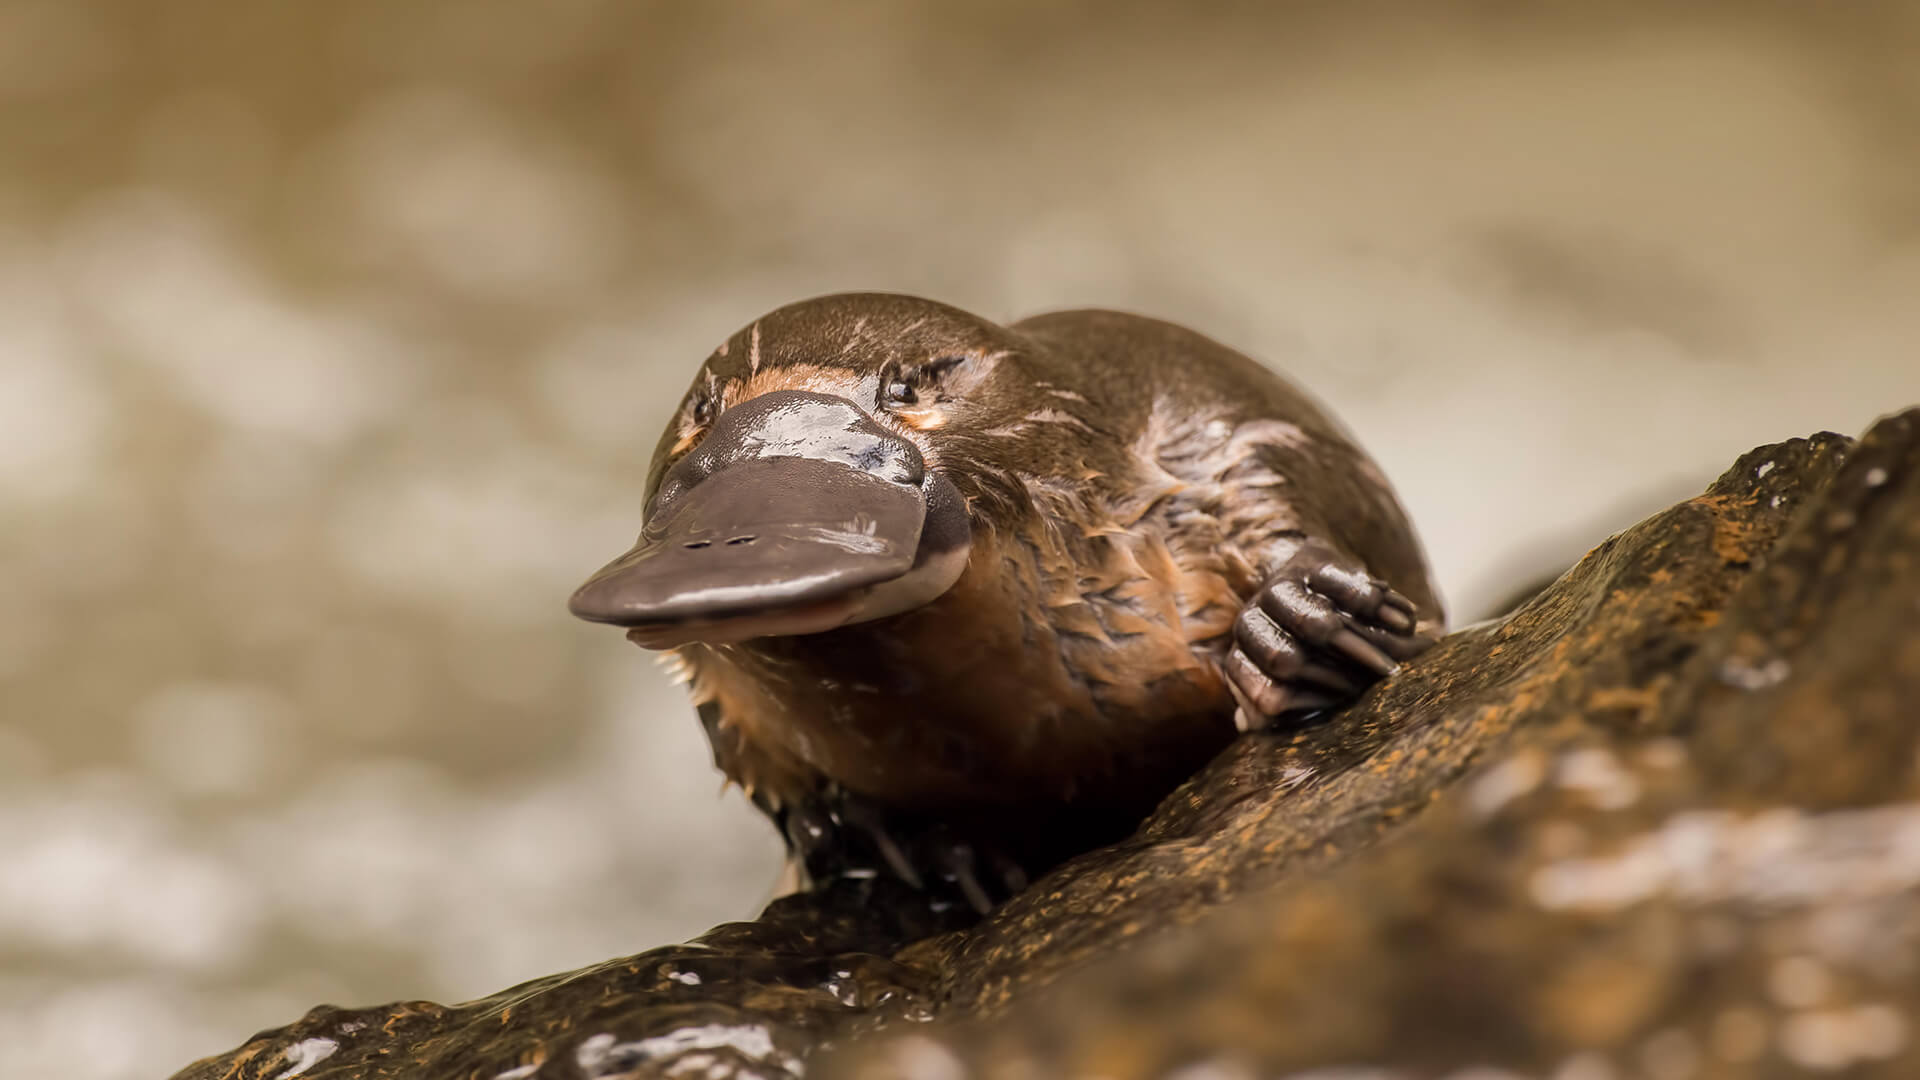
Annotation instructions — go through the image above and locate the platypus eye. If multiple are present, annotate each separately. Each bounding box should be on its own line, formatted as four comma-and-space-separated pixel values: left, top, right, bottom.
691, 394, 717, 426
880, 355, 966, 410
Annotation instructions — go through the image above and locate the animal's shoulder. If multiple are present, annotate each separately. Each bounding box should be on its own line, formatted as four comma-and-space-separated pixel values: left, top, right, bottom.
1010, 309, 1334, 439
1010, 308, 1242, 365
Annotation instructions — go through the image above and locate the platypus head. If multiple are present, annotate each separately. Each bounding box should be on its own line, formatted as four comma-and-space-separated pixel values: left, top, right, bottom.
569, 293, 1035, 649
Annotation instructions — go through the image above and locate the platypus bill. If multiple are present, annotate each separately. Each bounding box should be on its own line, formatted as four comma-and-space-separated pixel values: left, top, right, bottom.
570, 293, 1442, 911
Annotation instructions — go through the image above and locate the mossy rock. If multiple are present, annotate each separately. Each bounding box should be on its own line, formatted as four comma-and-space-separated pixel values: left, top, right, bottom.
172, 407, 1920, 1080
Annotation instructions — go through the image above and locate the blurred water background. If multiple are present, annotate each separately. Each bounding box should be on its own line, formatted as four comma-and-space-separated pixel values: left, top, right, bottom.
3, 2, 1919, 1077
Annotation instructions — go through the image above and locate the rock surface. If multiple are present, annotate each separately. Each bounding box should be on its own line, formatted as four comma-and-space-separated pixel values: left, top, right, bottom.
171, 408, 1920, 1080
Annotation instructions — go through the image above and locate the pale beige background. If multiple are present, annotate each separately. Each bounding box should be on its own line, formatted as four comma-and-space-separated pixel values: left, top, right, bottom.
3, 2, 1918, 1078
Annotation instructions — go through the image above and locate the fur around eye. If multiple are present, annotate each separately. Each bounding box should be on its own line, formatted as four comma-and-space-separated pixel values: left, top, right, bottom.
881, 355, 967, 409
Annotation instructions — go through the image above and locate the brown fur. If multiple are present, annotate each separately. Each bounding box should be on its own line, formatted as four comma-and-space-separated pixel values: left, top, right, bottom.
643, 294, 1440, 863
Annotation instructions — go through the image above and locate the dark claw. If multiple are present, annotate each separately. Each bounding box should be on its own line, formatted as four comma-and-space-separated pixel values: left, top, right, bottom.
782, 784, 1027, 911
835, 795, 924, 889
1330, 627, 1399, 677
1342, 613, 1437, 661
1229, 540, 1434, 730
930, 839, 996, 915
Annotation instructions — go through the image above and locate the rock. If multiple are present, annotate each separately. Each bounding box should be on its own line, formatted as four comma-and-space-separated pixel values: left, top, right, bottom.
169, 881, 965, 1080
170, 408, 1920, 1080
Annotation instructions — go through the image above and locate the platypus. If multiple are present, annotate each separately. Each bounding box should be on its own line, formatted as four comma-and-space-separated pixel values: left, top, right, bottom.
570, 293, 1441, 909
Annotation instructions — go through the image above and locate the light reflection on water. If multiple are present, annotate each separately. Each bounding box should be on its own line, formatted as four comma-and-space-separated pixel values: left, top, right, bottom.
4, 3, 1920, 1078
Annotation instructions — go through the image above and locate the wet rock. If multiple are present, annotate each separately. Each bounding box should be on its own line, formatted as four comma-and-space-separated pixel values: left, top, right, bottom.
167, 880, 962, 1080
170, 408, 1920, 1080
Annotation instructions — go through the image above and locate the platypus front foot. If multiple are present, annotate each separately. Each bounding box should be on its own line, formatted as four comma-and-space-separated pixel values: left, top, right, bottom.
783, 784, 1028, 914
1225, 540, 1435, 731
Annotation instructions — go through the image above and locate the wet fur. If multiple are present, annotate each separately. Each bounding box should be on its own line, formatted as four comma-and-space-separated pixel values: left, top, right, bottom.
651, 295, 1440, 869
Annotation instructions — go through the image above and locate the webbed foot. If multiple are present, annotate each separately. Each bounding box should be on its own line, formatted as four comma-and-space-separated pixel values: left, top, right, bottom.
1225, 539, 1435, 731
781, 784, 1028, 914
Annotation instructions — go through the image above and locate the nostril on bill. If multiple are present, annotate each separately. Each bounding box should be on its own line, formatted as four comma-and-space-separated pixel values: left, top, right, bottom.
726, 535, 758, 545
684, 540, 711, 549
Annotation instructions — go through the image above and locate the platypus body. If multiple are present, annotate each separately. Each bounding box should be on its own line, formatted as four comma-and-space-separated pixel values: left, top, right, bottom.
571, 294, 1441, 908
